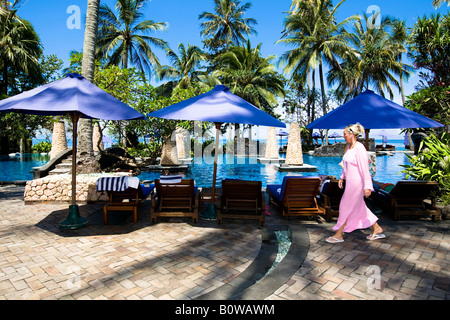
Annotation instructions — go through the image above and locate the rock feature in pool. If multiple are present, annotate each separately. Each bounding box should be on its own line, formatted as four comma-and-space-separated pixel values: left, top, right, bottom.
285, 123, 304, 166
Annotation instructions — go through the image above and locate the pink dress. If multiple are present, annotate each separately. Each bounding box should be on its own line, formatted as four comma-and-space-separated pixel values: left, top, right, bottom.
333, 142, 378, 233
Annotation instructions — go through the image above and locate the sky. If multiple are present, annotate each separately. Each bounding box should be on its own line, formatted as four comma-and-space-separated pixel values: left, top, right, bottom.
17, 0, 449, 139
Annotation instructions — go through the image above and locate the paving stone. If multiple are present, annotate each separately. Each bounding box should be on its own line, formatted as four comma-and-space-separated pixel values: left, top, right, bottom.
0, 185, 449, 301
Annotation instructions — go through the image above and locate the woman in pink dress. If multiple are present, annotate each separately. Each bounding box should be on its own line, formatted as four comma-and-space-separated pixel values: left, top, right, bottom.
326, 123, 384, 243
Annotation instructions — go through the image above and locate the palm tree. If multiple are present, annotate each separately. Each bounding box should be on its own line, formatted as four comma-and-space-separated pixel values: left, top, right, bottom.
0, 0, 25, 18
277, 0, 358, 121
214, 40, 285, 111
433, 0, 450, 8
77, 0, 100, 159
199, 0, 257, 51
157, 43, 206, 90
390, 20, 410, 105
0, 3, 42, 95
408, 13, 450, 88
96, 0, 168, 75
213, 40, 284, 144
329, 13, 411, 100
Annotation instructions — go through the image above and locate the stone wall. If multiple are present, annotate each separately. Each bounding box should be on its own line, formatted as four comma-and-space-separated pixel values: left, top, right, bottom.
23, 173, 130, 204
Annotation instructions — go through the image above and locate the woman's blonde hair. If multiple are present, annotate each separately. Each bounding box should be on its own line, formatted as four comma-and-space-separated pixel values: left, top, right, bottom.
345, 123, 365, 137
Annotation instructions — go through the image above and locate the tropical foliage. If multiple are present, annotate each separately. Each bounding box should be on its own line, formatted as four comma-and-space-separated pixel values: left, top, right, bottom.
408, 13, 450, 88
0, 1, 58, 154
157, 43, 207, 91
278, 0, 358, 118
327, 13, 412, 101
213, 40, 285, 112
1, 0, 449, 166
432, 0, 450, 8
199, 0, 257, 52
32, 140, 51, 153
405, 85, 450, 127
97, 0, 168, 76
401, 133, 450, 204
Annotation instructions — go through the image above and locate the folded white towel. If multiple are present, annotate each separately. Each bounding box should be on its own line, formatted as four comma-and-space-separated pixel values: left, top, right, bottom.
160, 175, 182, 184
96, 176, 139, 191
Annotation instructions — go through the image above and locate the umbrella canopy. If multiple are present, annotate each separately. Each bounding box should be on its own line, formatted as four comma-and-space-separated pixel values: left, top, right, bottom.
276, 128, 289, 149
0, 73, 145, 229
306, 90, 443, 148
329, 132, 342, 138
0, 73, 144, 120
307, 90, 443, 130
148, 85, 285, 219
276, 129, 289, 136
149, 85, 286, 128
102, 135, 114, 144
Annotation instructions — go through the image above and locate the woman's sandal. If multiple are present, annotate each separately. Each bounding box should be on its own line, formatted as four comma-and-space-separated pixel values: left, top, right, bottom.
326, 237, 344, 243
367, 233, 385, 241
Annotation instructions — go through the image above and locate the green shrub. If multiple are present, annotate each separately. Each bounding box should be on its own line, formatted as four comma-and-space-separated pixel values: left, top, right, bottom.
32, 141, 52, 153
401, 133, 450, 204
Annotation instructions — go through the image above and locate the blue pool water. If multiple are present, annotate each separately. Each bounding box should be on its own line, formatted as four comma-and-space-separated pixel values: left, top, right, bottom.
137, 152, 411, 188
0, 153, 50, 182
0, 140, 411, 186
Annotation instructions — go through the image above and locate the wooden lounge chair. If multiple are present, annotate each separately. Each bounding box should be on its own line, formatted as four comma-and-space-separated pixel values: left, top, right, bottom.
318, 179, 345, 222
150, 179, 199, 223
374, 180, 440, 220
100, 178, 154, 224
217, 179, 265, 226
266, 176, 324, 219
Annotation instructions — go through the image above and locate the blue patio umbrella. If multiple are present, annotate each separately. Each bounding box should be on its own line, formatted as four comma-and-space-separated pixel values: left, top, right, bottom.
276, 128, 289, 148
276, 129, 289, 136
307, 90, 443, 147
148, 85, 285, 219
0, 73, 145, 229
312, 132, 321, 139
329, 131, 342, 143
329, 132, 342, 138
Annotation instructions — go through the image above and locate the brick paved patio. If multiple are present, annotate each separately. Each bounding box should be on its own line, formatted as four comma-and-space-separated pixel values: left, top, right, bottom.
0, 185, 449, 301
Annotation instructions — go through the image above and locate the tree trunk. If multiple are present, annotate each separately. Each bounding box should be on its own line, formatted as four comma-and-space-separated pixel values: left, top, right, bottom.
311, 68, 316, 123
399, 55, 415, 152
319, 60, 329, 146
78, 0, 99, 159
2, 59, 8, 95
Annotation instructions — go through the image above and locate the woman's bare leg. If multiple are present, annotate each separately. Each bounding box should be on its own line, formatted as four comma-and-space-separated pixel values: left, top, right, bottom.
328, 222, 346, 241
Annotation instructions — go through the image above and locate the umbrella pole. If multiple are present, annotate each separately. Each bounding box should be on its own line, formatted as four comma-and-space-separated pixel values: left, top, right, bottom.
59, 113, 88, 229
211, 123, 222, 204
200, 123, 222, 220
365, 129, 370, 150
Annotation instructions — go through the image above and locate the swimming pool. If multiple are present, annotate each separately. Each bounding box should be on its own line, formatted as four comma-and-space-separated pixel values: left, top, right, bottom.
0, 149, 411, 186
0, 153, 50, 182
138, 152, 411, 188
